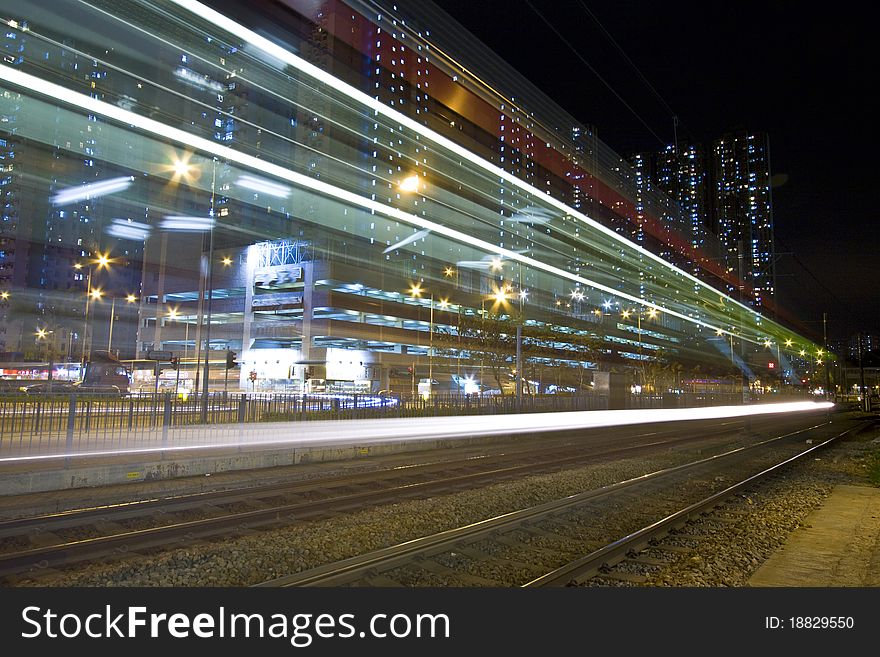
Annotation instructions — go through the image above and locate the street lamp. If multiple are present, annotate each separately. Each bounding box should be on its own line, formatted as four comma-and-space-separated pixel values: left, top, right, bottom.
77, 252, 113, 364
35, 327, 55, 390
622, 306, 660, 390
107, 294, 138, 356
408, 283, 435, 392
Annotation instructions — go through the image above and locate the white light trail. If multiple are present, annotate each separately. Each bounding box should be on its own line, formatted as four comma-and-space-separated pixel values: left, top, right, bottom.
106, 218, 151, 241
383, 228, 432, 254
507, 206, 554, 225
455, 260, 492, 270
0, 401, 833, 463
160, 215, 215, 231
51, 175, 134, 205
236, 173, 292, 198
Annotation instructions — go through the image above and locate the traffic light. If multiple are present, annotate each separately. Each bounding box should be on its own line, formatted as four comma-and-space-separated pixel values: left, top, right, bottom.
225, 350, 237, 370
170, 356, 179, 370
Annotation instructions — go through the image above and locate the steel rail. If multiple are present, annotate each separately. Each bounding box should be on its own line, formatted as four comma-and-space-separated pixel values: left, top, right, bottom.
523, 420, 873, 587
0, 422, 757, 578
256, 421, 832, 587
0, 418, 746, 537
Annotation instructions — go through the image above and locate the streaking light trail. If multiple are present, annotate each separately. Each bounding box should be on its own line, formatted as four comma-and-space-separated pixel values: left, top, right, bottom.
383, 228, 432, 254
0, 401, 833, 463
236, 173, 292, 198
160, 215, 216, 231
51, 176, 134, 205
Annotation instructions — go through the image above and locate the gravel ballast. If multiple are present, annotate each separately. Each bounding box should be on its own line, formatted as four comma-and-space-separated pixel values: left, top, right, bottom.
8, 422, 879, 587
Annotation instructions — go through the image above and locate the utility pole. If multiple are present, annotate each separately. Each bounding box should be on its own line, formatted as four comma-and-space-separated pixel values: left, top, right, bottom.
858, 333, 868, 412
822, 313, 831, 400
738, 240, 748, 404
201, 157, 217, 423
515, 324, 522, 410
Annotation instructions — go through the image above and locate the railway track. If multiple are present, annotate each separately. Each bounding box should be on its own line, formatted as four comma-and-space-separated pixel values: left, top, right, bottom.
256, 418, 865, 587
525, 420, 873, 586
0, 416, 776, 580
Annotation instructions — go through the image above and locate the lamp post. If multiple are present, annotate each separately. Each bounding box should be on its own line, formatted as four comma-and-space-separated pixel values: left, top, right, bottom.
106, 293, 138, 358
76, 252, 112, 364
487, 284, 518, 401
822, 313, 831, 400
199, 157, 219, 423
408, 283, 435, 395
35, 327, 54, 391
622, 306, 659, 390
167, 308, 181, 393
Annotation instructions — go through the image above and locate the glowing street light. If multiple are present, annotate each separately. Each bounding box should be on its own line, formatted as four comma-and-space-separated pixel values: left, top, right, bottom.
492, 286, 510, 305
399, 175, 420, 193
78, 252, 114, 363
407, 283, 436, 392
169, 152, 196, 184
622, 307, 662, 387
108, 294, 138, 355
221, 256, 233, 266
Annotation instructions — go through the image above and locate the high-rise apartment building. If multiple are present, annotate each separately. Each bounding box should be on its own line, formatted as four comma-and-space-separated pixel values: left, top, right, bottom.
631, 132, 775, 312
711, 131, 775, 309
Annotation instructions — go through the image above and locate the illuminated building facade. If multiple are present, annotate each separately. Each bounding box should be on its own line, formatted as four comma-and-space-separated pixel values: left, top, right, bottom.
0, 0, 820, 395
711, 130, 776, 308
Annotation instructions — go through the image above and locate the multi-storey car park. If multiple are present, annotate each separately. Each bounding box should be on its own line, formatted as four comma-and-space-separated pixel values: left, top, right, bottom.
0, 0, 830, 401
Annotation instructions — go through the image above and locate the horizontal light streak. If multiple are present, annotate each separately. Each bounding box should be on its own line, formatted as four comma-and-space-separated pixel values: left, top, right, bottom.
236, 173, 292, 198
160, 215, 215, 231
51, 175, 134, 205
0, 401, 833, 463
106, 218, 151, 241
455, 260, 493, 270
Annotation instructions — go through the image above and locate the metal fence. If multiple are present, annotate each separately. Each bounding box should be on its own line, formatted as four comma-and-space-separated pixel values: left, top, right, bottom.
0, 390, 810, 458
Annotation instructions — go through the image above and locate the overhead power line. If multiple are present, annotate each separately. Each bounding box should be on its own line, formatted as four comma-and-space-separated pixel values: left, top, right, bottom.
575, 0, 696, 147
523, 0, 667, 147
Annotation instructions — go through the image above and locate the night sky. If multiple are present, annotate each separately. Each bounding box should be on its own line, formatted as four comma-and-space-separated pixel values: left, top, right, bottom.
429, 0, 874, 345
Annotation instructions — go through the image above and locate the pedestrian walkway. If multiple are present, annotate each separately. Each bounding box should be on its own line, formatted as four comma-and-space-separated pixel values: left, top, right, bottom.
748, 485, 880, 586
